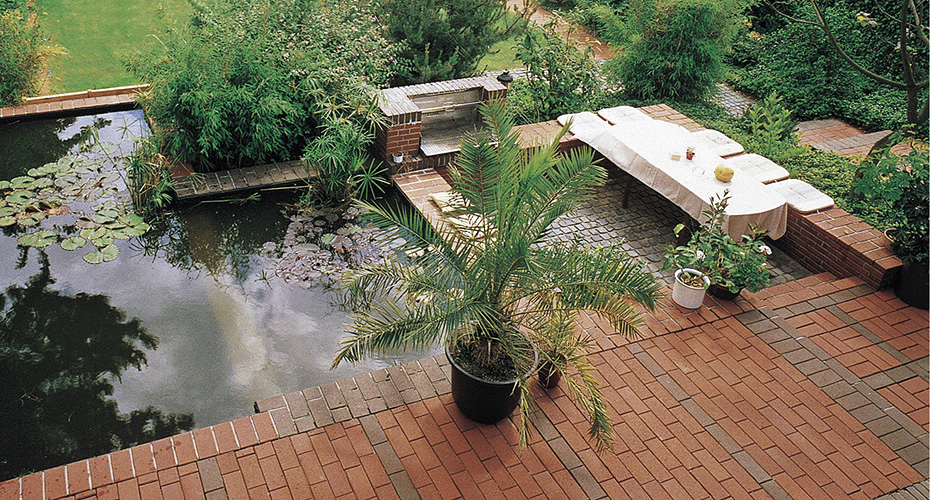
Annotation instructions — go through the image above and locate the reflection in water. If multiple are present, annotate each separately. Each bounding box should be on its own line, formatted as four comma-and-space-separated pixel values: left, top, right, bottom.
0, 252, 193, 481
0, 116, 110, 179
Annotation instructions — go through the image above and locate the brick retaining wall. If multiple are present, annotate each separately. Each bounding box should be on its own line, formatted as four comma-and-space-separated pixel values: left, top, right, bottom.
775, 207, 902, 290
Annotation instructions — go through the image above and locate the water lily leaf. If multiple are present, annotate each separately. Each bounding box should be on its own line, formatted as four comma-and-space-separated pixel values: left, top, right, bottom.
83, 250, 104, 264
0, 207, 15, 217
10, 177, 34, 190
92, 235, 115, 247
55, 176, 79, 188
18, 230, 57, 248
27, 168, 42, 177
17, 216, 39, 227
0, 216, 16, 227
99, 244, 119, 262
31, 177, 53, 189
60, 236, 87, 251
0, 180, 9, 190
110, 229, 132, 240
93, 212, 116, 224
121, 225, 147, 237
122, 213, 145, 226
103, 220, 127, 229
80, 227, 108, 239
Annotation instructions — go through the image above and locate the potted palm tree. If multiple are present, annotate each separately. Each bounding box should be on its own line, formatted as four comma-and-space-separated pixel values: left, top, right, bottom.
333, 104, 660, 450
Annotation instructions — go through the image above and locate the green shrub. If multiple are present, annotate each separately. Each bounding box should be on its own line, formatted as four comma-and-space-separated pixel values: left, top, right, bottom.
379, 0, 505, 85
0, 9, 43, 107
0, 0, 25, 12
610, 0, 739, 102
854, 137, 929, 264
512, 22, 603, 122
565, 0, 629, 46
126, 0, 393, 173
727, 0, 926, 133
743, 91, 805, 160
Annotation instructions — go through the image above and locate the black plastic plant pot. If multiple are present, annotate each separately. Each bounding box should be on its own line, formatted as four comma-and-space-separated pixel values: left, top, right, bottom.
895, 260, 929, 310
446, 347, 537, 424
708, 283, 741, 300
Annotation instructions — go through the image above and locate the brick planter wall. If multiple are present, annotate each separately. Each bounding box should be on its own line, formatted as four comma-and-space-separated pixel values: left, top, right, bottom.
775, 207, 902, 290
0, 85, 148, 122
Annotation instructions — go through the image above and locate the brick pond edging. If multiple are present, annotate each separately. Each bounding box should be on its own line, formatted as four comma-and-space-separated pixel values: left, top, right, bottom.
0, 85, 148, 122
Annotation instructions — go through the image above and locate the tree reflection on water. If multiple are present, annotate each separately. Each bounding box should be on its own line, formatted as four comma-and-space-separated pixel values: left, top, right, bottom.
0, 251, 194, 481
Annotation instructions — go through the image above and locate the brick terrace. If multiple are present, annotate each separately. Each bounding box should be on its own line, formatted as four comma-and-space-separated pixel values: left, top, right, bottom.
2, 114, 928, 500
1, 272, 926, 500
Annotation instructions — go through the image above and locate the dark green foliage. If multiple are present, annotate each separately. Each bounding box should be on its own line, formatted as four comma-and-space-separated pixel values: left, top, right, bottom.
563, 0, 630, 47
0, 254, 193, 481
727, 0, 928, 133
127, 140, 175, 217
0, 9, 43, 107
0, 0, 25, 12
379, 0, 505, 85
511, 22, 603, 122
744, 91, 804, 159
854, 135, 929, 265
610, 0, 739, 102
126, 0, 393, 173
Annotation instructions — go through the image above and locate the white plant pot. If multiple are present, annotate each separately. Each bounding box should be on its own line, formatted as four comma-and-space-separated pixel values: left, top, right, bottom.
672, 268, 710, 309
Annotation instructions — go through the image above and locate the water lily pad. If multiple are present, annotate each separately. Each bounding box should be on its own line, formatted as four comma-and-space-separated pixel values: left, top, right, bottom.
60, 236, 87, 251
31, 177, 53, 189
17, 216, 39, 227
10, 176, 34, 190
0, 216, 16, 227
83, 250, 104, 264
80, 227, 108, 240
100, 244, 119, 262
0, 180, 9, 190
121, 225, 147, 237
93, 212, 116, 224
122, 213, 145, 226
0, 207, 15, 217
18, 230, 57, 248
92, 236, 115, 247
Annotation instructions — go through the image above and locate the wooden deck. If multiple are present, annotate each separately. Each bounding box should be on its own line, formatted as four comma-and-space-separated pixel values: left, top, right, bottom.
172, 160, 315, 201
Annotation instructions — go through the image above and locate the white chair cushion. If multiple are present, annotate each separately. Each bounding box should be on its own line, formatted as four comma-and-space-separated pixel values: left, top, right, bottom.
725, 154, 790, 184
691, 129, 745, 157
770, 179, 834, 213
597, 106, 651, 125
556, 111, 603, 126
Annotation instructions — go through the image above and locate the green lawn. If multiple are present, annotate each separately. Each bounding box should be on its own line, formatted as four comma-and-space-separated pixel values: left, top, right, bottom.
38, 0, 190, 93
478, 11, 524, 73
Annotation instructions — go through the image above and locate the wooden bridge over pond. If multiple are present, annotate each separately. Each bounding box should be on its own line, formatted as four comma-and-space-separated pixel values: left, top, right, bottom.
171, 160, 316, 201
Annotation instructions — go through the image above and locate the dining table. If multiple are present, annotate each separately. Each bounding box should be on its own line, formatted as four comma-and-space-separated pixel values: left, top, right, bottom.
567, 116, 789, 240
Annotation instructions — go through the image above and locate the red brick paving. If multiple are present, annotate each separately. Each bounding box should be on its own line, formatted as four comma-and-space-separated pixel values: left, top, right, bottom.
2, 271, 925, 500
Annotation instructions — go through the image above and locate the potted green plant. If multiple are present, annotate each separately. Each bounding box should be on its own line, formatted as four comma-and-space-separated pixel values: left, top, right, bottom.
333, 104, 660, 450
855, 136, 928, 309
663, 191, 771, 301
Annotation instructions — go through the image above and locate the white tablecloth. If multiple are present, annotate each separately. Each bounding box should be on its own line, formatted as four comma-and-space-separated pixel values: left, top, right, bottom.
570, 119, 788, 240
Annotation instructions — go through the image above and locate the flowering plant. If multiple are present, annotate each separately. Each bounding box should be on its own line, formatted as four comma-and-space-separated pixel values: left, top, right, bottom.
663, 191, 772, 293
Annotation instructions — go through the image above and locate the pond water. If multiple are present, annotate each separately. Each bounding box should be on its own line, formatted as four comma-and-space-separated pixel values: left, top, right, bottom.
0, 110, 432, 479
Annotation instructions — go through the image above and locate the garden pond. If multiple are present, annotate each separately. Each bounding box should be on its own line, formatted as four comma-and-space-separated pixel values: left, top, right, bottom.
0, 110, 433, 479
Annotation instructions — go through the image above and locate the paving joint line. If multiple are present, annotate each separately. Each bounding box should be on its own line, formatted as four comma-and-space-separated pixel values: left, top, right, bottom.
625, 343, 791, 499
255, 353, 609, 499
738, 307, 930, 477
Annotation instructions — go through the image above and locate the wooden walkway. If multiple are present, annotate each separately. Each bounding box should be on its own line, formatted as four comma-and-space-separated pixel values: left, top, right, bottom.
172, 160, 314, 201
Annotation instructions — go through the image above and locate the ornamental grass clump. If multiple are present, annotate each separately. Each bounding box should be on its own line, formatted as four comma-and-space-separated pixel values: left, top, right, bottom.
663, 191, 772, 294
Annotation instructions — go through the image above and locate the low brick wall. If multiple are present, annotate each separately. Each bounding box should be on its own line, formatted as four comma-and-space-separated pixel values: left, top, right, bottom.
775, 207, 902, 290
0, 84, 148, 121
